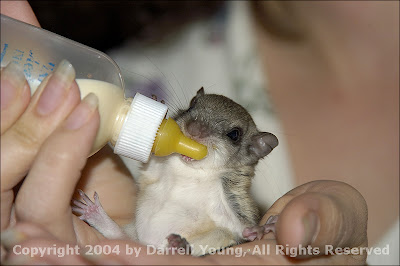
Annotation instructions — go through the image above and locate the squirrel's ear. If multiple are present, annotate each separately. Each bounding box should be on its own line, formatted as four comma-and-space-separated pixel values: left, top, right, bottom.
197, 87, 205, 96
248, 132, 279, 159
189, 87, 204, 108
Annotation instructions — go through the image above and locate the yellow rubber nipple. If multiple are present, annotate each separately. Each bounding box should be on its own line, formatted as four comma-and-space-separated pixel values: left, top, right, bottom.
152, 118, 208, 160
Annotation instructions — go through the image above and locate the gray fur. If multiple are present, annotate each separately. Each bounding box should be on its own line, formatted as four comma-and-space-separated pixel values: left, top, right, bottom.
174, 88, 278, 235
221, 166, 260, 227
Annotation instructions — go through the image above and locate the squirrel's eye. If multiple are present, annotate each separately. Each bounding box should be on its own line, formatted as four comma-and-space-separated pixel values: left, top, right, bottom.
227, 128, 242, 142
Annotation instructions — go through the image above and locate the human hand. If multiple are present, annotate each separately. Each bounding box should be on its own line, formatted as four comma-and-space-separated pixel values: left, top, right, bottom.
1, 1, 136, 261
1, 60, 136, 260
255, 180, 368, 264
2, 180, 367, 265
1, 60, 85, 234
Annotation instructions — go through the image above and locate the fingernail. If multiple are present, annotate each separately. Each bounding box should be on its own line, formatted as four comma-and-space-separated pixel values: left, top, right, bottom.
1, 63, 26, 110
0, 228, 27, 249
36, 60, 75, 115
302, 212, 319, 245
64, 93, 98, 130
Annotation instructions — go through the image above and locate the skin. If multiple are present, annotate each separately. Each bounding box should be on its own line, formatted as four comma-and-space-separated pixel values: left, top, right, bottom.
0, 0, 40, 27
0, 0, 136, 251
3, 0, 396, 264
251, 1, 399, 245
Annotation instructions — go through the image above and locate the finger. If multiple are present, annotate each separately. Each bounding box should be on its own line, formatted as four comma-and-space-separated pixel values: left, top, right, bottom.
5, 238, 87, 265
15, 93, 100, 242
264, 180, 368, 258
229, 239, 366, 265
0, 0, 40, 27
92, 239, 354, 265
1, 60, 80, 192
1, 222, 55, 264
1, 222, 56, 249
1, 63, 31, 134
81, 239, 202, 265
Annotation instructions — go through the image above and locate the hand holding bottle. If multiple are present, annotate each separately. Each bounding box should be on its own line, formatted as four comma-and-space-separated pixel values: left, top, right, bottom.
1, 60, 138, 247
1, 1, 206, 252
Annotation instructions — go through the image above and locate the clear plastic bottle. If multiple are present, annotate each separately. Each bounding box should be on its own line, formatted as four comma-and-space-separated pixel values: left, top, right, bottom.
0, 15, 207, 163
77, 78, 207, 162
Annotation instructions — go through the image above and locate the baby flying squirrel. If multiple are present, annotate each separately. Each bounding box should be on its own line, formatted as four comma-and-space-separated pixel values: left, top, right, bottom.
73, 88, 279, 256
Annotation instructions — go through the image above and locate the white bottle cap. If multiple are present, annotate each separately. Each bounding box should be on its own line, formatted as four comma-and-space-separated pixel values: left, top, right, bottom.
114, 93, 168, 163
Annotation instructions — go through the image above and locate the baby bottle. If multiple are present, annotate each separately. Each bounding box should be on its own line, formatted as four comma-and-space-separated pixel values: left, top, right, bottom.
0, 14, 207, 163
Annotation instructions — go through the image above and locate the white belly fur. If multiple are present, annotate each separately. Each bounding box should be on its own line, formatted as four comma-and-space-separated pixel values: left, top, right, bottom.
134, 155, 245, 247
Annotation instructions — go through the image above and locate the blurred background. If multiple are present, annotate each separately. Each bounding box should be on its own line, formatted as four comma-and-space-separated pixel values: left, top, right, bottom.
30, 1, 224, 52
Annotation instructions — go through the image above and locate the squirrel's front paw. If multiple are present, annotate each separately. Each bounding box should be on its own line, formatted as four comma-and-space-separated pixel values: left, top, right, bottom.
242, 215, 278, 241
166, 234, 192, 254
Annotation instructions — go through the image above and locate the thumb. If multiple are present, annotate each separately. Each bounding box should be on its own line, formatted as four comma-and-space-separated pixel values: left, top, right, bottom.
264, 180, 368, 258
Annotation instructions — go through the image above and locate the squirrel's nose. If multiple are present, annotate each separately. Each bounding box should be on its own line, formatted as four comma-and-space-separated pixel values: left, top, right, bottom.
186, 120, 209, 138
